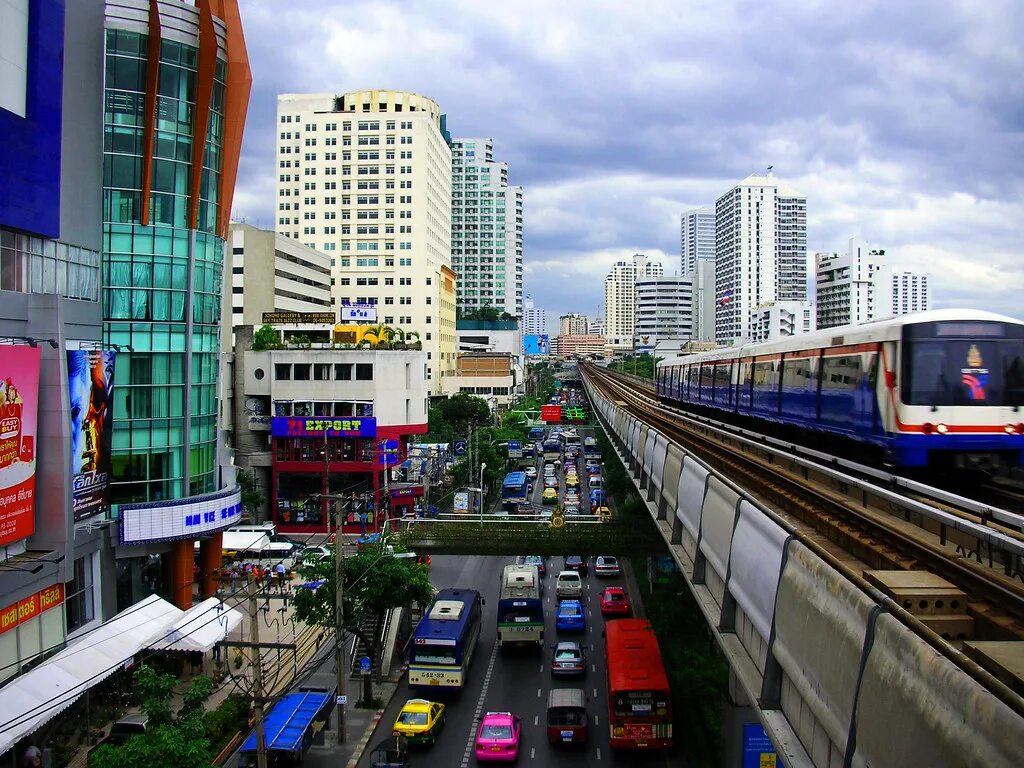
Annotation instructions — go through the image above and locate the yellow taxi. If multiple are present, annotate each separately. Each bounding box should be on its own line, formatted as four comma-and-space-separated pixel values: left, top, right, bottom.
596, 506, 612, 521
542, 487, 558, 504
565, 474, 580, 488
393, 698, 447, 746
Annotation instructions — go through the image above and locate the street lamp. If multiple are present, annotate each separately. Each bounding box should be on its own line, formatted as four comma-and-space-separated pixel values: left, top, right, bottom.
478, 463, 487, 528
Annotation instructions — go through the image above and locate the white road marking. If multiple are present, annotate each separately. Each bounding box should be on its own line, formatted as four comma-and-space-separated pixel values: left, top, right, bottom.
537, 687, 542, 697
539, 664, 544, 673
461, 641, 500, 767
592, 663, 596, 673
531, 747, 536, 759
593, 687, 598, 697
594, 714, 599, 725
597, 747, 602, 760
534, 715, 539, 726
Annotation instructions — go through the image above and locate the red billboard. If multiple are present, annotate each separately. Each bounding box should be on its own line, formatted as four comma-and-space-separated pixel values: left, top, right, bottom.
541, 404, 562, 423
0, 346, 41, 546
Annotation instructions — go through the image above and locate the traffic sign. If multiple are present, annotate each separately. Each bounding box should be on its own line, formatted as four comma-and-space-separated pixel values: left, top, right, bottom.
454, 440, 468, 456
336, 695, 347, 705
359, 656, 371, 673
507, 440, 522, 458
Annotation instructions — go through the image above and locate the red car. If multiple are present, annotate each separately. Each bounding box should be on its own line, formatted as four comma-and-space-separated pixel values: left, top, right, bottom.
600, 586, 630, 617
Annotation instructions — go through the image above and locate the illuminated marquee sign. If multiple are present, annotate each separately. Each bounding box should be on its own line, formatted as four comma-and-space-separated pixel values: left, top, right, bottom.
261, 311, 336, 324
0, 583, 65, 637
562, 406, 588, 421
540, 405, 562, 423
271, 417, 377, 438
120, 486, 243, 545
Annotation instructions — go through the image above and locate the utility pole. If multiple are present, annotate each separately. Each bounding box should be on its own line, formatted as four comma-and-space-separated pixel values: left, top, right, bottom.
249, 580, 268, 768
334, 497, 347, 743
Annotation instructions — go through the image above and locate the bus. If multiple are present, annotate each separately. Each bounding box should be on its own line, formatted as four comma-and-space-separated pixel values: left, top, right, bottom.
501, 471, 530, 510
558, 429, 582, 452
409, 588, 483, 691
542, 437, 562, 462
605, 619, 673, 750
497, 565, 544, 650
583, 436, 600, 460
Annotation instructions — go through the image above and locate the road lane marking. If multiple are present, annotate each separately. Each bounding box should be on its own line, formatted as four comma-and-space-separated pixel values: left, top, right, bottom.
597, 747, 602, 760
531, 747, 536, 759
594, 714, 599, 725
534, 715, 539, 726
537, 687, 542, 697
461, 640, 500, 768
593, 687, 598, 697
539, 663, 544, 673
592, 663, 596, 673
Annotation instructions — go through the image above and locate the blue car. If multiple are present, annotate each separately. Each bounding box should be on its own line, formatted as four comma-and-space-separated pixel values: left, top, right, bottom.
555, 600, 586, 632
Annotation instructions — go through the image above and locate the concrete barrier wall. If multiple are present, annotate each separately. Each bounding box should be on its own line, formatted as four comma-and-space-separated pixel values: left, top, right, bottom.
773, 541, 871, 765
649, 433, 669, 503
699, 476, 740, 606
641, 427, 658, 489
661, 443, 684, 515
676, 458, 709, 562
852, 613, 1024, 768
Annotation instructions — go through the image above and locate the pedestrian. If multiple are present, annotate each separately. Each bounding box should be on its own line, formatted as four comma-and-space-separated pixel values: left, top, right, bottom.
274, 562, 286, 592
23, 746, 41, 768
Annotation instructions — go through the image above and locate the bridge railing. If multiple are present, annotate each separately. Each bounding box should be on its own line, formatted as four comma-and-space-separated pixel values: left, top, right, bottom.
582, 370, 1024, 768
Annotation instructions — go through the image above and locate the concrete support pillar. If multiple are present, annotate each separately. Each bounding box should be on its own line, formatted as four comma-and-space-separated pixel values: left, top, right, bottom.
169, 539, 194, 609
199, 532, 223, 599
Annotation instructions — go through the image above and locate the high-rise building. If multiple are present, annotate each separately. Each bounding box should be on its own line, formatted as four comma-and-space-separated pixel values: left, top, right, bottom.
634, 261, 717, 353
603, 254, 663, 349
559, 313, 588, 336
749, 301, 816, 342
680, 207, 716, 275
589, 316, 606, 338
714, 172, 807, 345
522, 295, 547, 336
892, 272, 931, 316
815, 237, 893, 330
274, 90, 455, 393
450, 138, 523, 317
102, 0, 251, 610
0, 0, 106, 677
227, 223, 333, 332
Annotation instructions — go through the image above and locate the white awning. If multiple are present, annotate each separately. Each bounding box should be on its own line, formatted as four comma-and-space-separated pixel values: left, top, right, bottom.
149, 597, 243, 653
0, 594, 183, 755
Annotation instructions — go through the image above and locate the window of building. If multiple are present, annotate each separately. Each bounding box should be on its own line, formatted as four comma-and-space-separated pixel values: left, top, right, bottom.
293, 364, 311, 381
314, 364, 331, 381
66, 554, 96, 633
355, 363, 373, 381
275, 363, 291, 380
335, 363, 353, 380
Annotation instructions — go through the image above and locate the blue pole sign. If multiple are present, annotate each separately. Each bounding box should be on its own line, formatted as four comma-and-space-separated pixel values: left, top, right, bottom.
453, 440, 468, 457
742, 723, 783, 768
359, 656, 371, 673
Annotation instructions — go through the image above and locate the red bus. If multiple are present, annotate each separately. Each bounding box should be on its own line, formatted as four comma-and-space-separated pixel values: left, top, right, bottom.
605, 618, 673, 750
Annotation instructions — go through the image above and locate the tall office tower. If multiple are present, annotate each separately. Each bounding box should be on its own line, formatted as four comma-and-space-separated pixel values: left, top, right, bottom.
559, 313, 589, 336
892, 272, 931, 316
0, 0, 107, 678
275, 90, 455, 393
815, 237, 893, 330
634, 276, 696, 354
522, 295, 547, 336
603, 254, 663, 348
680, 207, 716, 275
450, 138, 523, 317
714, 171, 807, 345
102, 0, 251, 609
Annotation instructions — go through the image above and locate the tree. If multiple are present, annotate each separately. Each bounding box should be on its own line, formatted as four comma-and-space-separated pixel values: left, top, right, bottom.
236, 469, 264, 520
90, 665, 216, 768
252, 324, 278, 351
292, 547, 434, 670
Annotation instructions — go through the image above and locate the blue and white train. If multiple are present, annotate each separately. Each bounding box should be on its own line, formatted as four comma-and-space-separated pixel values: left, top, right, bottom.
655, 310, 1024, 470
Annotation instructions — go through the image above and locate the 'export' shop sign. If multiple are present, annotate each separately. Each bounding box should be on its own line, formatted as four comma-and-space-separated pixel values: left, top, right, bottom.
271, 417, 377, 438
0, 583, 64, 636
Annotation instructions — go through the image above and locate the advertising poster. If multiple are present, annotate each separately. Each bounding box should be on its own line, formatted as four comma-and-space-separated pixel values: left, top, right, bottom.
0, 345, 41, 547
523, 334, 551, 356
743, 723, 784, 768
67, 349, 116, 520
454, 491, 469, 514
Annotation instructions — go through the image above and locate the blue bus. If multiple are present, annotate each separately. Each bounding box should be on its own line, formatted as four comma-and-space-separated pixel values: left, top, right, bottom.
528, 427, 546, 441
501, 471, 529, 510
409, 588, 483, 690
542, 437, 562, 462
497, 565, 544, 650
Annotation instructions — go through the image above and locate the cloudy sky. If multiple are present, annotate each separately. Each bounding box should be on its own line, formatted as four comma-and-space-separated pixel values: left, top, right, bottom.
231, 0, 1024, 328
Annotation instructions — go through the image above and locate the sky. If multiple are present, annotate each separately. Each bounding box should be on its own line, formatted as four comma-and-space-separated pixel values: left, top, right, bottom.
231, 0, 1024, 330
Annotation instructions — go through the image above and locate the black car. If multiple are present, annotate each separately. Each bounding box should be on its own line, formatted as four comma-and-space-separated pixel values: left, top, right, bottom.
550, 641, 586, 677
564, 555, 588, 577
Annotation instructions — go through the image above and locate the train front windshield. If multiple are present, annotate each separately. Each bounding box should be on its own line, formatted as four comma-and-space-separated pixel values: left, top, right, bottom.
902, 321, 1024, 406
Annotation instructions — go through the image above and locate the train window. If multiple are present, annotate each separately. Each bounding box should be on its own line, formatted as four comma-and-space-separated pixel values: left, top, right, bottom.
822, 356, 862, 391
741, 361, 753, 387
903, 339, 1024, 406
752, 361, 777, 387
700, 364, 714, 394
782, 357, 815, 389
1004, 347, 1024, 405
714, 364, 732, 403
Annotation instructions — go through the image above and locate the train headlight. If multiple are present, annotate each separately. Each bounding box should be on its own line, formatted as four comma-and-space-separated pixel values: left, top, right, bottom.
922, 423, 934, 435
1009, 423, 1024, 435
936, 423, 949, 434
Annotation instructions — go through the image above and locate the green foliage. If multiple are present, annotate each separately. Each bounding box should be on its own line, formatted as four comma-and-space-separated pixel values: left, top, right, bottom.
608, 354, 661, 380
459, 305, 502, 321
236, 469, 264, 520
252, 324, 279, 351
134, 664, 177, 727
203, 694, 250, 752
292, 548, 435, 633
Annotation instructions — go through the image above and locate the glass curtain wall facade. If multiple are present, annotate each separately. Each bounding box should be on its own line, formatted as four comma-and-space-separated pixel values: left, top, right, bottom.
102, 27, 225, 504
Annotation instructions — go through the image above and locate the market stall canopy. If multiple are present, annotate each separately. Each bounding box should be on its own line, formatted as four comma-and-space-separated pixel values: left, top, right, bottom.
149, 597, 242, 653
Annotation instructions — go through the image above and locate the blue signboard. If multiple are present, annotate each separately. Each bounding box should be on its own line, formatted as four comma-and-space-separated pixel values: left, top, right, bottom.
523, 334, 551, 355
743, 723, 783, 768
359, 656, 371, 673
377, 438, 399, 466
453, 440, 468, 456
507, 440, 522, 458
271, 417, 377, 438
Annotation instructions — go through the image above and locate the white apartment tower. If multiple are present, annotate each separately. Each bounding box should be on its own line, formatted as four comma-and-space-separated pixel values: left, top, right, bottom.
815, 237, 893, 330
274, 90, 455, 392
559, 313, 588, 336
522, 295, 547, 336
680, 207, 716, 275
603, 253, 663, 348
450, 138, 523, 317
635, 260, 717, 353
714, 172, 807, 345
892, 272, 931, 315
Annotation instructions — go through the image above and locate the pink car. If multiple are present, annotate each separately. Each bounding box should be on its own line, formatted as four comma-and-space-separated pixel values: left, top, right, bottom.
475, 711, 522, 762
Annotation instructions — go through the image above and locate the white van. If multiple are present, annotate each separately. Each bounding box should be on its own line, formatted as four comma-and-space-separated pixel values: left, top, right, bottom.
555, 570, 583, 599
588, 475, 603, 490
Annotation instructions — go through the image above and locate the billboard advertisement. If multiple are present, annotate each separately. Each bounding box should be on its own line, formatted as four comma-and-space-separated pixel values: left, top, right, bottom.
271, 416, 377, 438
340, 304, 378, 323
540, 404, 562, 423
67, 350, 116, 520
523, 334, 550, 355
0, 346, 41, 547
453, 491, 469, 514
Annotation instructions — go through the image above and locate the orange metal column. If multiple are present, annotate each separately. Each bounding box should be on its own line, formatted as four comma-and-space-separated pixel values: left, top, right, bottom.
199, 532, 223, 599
169, 540, 194, 609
